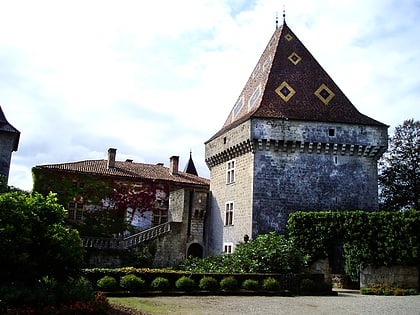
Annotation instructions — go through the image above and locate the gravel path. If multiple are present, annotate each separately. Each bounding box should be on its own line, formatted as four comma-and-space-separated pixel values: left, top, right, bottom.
110, 292, 420, 315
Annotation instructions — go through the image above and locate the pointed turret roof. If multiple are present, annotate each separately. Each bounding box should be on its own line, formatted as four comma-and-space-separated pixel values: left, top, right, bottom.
208, 22, 386, 141
0, 106, 20, 151
183, 151, 198, 176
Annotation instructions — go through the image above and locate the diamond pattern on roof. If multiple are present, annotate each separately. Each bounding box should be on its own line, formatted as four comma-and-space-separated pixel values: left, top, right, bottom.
275, 81, 296, 102
285, 33, 293, 41
315, 84, 335, 105
288, 52, 301, 65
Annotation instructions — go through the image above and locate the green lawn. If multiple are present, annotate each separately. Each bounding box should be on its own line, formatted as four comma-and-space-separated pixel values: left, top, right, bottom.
108, 297, 196, 315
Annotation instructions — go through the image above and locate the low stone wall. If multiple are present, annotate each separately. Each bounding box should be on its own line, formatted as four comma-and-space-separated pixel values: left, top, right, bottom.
360, 265, 419, 289
308, 258, 331, 284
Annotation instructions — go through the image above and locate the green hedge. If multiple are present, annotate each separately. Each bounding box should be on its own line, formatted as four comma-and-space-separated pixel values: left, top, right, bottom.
288, 210, 420, 280
83, 267, 325, 294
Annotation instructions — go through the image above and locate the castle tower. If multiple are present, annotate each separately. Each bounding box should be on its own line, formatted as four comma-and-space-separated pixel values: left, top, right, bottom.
204, 21, 388, 254
0, 106, 20, 183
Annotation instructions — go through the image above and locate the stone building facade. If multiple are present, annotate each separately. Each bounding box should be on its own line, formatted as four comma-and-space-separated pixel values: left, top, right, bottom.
205, 21, 388, 254
0, 106, 20, 183
33, 149, 209, 267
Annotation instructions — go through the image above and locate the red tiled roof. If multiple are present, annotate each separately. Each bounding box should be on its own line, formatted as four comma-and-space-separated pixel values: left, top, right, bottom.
35, 159, 210, 187
207, 22, 386, 142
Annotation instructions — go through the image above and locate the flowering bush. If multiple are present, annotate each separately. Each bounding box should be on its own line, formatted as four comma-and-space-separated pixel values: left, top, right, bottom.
1, 291, 109, 315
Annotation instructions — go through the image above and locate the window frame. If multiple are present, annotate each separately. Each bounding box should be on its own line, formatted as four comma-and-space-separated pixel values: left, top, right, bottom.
223, 242, 234, 254
226, 159, 236, 184
225, 201, 234, 226
67, 201, 84, 222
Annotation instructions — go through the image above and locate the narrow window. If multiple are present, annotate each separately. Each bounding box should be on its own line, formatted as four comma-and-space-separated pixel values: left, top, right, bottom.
225, 202, 234, 226
329, 128, 335, 137
223, 242, 233, 254
226, 159, 235, 184
223, 137, 227, 144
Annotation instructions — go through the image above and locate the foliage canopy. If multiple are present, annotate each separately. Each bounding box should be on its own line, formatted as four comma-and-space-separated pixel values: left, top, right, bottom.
0, 191, 84, 283
179, 232, 308, 273
378, 118, 419, 210
288, 210, 420, 280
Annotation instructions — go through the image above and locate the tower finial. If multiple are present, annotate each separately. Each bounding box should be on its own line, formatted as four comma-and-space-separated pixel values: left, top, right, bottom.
275, 12, 278, 29
283, 5, 286, 24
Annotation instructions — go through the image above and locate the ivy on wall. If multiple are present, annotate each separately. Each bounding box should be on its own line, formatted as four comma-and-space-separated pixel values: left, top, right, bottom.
32, 168, 170, 237
287, 210, 420, 280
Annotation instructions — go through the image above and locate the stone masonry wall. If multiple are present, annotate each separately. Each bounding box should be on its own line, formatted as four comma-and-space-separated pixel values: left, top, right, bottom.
251, 119, 387, 236
206, 118, 387, 252
360, 266, 419, 289
205, 121, 254, 254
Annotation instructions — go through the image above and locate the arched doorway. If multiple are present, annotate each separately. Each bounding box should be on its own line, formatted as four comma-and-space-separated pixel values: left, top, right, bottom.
187, 243, 203, 258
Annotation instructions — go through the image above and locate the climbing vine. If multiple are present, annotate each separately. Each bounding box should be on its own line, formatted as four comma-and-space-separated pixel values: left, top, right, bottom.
288, 210, 420, 280
32, 167, 170, 237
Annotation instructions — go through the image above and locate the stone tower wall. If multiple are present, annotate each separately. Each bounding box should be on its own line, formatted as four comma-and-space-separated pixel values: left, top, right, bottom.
205, 118, 388, 250
251, 118, 388, 235
205, 121, 254, 254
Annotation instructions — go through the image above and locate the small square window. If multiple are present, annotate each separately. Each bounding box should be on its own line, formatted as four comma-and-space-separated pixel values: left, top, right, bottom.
329, 128, 335, 137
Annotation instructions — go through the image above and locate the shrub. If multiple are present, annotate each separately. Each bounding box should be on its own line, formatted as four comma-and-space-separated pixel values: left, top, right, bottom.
199, 276, 219, 291
61, 277, 95, 304
150, 277, 170, 291
242, 279, 259, 291
97, 276, 118, 291
300, 278, 331, 294
262, 277, 280, 291
120, 274, 146, 291
220, 276, 238, 291
175, 276, 195, 291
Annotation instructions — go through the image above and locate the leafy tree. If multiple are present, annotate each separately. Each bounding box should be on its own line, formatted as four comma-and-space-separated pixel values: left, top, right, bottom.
0, 191, 84, 284
378, 119, 419, 210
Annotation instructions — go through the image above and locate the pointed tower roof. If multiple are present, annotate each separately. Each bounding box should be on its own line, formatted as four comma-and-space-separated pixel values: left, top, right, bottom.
208, 22, 386, 141
0, 106, 20, 151
183, 151, 198, 176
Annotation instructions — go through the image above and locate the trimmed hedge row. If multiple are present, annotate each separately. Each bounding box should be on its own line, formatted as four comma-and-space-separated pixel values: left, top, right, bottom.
288, 210, 420, 280
83, 267, 327, 295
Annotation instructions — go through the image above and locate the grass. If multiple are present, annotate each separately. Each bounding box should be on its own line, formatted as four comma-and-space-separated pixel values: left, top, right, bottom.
108, 297, 193, 314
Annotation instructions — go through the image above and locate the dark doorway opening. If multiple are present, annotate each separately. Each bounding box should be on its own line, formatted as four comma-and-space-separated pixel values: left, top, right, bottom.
187, 243, 203, 258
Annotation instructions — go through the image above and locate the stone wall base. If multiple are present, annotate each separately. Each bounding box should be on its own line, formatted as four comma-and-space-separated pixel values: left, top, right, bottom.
360, 265, 419, 289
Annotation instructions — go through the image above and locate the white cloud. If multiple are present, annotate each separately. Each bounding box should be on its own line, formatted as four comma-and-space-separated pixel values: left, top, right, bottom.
1, 0, 419, 191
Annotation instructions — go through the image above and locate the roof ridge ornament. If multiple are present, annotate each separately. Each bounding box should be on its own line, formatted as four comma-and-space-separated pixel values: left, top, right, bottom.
283, 5, 286, 24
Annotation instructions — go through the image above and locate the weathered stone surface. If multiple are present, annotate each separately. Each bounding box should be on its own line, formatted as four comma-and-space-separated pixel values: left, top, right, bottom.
205, 118, 387, 253
360, 265, 419, 289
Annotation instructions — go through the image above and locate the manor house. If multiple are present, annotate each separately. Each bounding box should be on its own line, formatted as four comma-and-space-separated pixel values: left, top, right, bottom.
31, 19, 387, 267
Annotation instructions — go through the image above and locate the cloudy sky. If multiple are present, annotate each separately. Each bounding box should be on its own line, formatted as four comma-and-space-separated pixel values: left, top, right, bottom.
1, 0, 419, 191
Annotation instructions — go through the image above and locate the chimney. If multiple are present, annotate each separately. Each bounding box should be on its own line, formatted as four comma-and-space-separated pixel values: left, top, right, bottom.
107, 148, 117, 169
169, 156, 179, 175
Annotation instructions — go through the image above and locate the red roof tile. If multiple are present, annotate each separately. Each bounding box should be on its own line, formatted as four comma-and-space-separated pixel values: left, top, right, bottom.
35, 159, 209, 187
